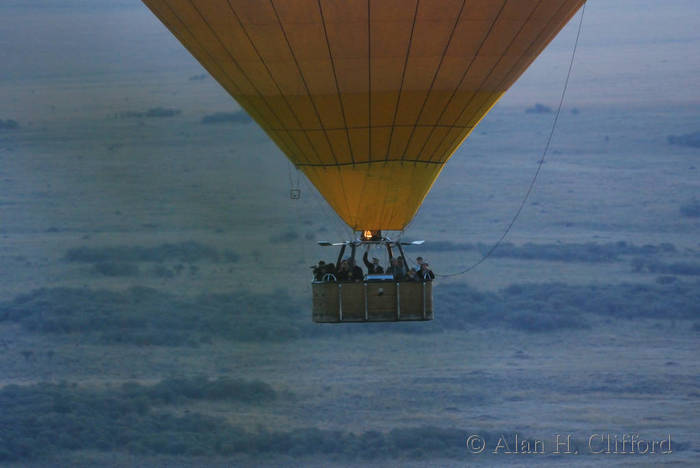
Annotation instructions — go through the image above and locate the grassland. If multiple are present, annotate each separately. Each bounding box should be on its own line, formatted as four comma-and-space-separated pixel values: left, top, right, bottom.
0, 2, 698, 466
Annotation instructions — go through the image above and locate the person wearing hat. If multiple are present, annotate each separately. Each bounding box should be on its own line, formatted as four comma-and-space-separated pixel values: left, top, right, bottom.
362, 247, 384, 274
417, 261, 435, 281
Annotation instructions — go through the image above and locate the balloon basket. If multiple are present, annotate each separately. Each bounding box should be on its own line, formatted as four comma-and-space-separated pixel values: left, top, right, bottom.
312, 281, 433, 323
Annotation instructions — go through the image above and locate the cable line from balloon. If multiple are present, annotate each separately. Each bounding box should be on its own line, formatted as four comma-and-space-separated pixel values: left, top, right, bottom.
438, 2, 587, 278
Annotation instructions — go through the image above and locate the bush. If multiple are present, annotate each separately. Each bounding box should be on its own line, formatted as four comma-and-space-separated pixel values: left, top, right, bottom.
118, 108, 181, 119
632, 259, 700, 276
0, 119, 19, 130
269, 230, 299, 243
436, 280, 700, 333
222, 250, 240, 262
123, 377, 277, 404
419, 241, 477, 252
3, 278, 697, 345
0, 287, 307, 345
509, 311, 589, 332
525, 103, 552, 114
150, 264, 174, 278
93, 262, 139, 277
656, 275, 677, 285
0, 379, 688, 462
421, 241, 675, 263
201, 111, 252, 125
65, 242, 237, 263
680, 199, 700, 217
145, 107, 181, 118
667, 131, 700, 148
0, 379, 273, 461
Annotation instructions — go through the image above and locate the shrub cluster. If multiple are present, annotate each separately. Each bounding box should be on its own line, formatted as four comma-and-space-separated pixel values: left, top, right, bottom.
0, 378, 274, 461
269, 230, 300, 243
420, 241, 675, 263
0, 287, 306, 345
0, 119, 19, 130
201, 111, 252, 125
632, 259, 700, 276
65, 241, 239, 264
436, 280, 700, 333
2, 278, 697, 343
667, 131, 700, 148
525, 103, 552, 114
93, 262, 140, 277
0, 380, 523, 462
122, 376, 277, 404
118, 107, 181, 119
680, 199, 700, 218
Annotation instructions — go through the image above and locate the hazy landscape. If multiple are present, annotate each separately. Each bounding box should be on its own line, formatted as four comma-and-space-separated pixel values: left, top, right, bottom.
0, 1, 698, 466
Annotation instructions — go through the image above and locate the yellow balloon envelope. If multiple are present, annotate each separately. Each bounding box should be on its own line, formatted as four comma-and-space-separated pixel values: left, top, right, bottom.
143, 0, 585, 230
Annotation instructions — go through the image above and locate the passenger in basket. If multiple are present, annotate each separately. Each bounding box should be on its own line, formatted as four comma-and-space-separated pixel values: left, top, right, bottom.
386, 257, 406, 280
311, 260, 326, 281
363, 247, 384, 274
417, 262, 435, 281
335, 260, 351, 282
415, 256, 425, 271
349, 258, 364, 282
406, 268, 419, 282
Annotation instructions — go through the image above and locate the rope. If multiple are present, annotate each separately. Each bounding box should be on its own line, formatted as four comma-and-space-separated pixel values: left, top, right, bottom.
287, 161, 302, 196
438, 2, 586, 278
292, 171, 308, 276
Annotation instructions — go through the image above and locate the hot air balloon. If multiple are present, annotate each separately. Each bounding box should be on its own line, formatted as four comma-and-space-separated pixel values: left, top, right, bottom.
141, 0, 586, 322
